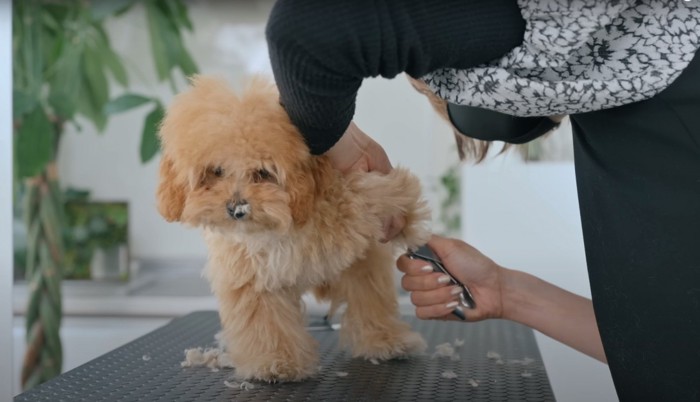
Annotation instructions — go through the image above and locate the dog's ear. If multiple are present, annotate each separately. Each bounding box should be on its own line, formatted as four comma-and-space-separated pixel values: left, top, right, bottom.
156, 154, 187, 222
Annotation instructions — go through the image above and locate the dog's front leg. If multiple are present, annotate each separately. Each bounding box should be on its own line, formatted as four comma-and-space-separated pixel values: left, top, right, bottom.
214, 284, 318, 382
327, 243, 427, 360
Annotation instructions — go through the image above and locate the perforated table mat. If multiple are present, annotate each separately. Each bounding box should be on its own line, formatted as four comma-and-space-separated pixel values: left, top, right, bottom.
15, 311, 555, 401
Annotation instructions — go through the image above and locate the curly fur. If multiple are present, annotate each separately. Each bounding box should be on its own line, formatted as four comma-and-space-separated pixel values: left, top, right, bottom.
156, 76, 431, 382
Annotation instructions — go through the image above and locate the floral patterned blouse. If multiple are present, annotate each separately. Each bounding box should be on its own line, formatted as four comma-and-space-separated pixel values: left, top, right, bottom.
422, 0, 700, 117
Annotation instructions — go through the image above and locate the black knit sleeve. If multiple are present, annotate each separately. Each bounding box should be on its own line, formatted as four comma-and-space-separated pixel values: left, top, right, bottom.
266, 0, 525, 155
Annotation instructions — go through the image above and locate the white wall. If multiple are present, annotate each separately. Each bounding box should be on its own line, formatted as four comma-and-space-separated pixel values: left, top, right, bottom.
1, 1, 13, 400
56, 0, 456, 262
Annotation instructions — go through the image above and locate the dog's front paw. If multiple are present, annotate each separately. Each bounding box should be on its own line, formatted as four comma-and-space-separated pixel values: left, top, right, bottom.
348, 320, 427, 361
233, 350, 319, 383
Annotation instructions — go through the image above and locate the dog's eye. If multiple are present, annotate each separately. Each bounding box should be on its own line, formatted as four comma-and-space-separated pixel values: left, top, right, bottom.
252, 169, 273, 183
213, 167, 224, 178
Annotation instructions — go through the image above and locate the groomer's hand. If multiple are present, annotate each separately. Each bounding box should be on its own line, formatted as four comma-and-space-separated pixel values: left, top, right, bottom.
324, 121, 405, 242
325, 121, 392, 174
398, 235, 507, 322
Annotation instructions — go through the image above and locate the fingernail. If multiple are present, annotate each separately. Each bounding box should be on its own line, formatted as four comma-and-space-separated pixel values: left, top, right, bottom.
451, 286, 462, 295
445, 301, 459, 309
437, 275, 451, 284
421, 265, 433, 273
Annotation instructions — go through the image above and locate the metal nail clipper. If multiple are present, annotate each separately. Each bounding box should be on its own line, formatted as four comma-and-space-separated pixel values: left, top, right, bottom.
407, 245, 476, 321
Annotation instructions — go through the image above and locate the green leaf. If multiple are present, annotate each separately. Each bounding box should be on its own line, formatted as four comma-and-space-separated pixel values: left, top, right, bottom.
103, 94, 153, 115
94, 26, 128, 87
16, 107, 55, 179
145, 2, 171, 81
176, 42, 198, 76
13, 90, 37, 119
82, 48, 110, 110
42, 28, 64, 75
102, 47, 129, 87
76, 78, 107, 132
41, 10, 60, 32
157, 11, 197, 77
170, 0, 193, 31
140, 105, 164, 163
90, 0, 137, 21
47, 40, 83, 120
17, 1, 45, 94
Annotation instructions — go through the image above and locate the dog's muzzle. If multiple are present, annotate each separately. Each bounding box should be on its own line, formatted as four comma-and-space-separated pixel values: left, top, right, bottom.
227, 200, 250, 220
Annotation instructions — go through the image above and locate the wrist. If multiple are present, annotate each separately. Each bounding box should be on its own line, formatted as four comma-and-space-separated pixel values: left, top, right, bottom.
323, 122, 368, 173
499, 267, 541, 324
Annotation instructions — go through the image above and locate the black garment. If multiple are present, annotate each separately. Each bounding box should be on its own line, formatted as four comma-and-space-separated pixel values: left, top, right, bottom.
569, 51, 700, 401
446, 103, 557, 145
266, 0, 525, 154
460, 51, 700, 400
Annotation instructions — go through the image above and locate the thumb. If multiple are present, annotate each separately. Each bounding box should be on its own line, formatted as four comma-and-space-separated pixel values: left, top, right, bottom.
426, 235, 460, 261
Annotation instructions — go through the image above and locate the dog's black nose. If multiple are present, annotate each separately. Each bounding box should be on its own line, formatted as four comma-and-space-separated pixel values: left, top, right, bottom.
227, 200, 249, 220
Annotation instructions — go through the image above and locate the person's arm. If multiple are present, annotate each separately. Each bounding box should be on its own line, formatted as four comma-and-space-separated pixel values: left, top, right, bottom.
265, 0, 525, 155
398, 235, 606, 363
502, 268, 606, 363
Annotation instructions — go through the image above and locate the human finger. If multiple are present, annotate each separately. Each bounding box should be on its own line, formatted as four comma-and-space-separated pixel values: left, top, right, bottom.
366, 141, 392, 174
325, 122, 372, 173
396, 254, 434, 274
410, 286, 463, 307
401, 272, 453, 292
414, 303, 463, 321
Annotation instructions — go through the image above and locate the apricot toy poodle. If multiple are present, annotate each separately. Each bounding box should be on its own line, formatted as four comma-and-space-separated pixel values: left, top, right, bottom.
156, 76, 431, 382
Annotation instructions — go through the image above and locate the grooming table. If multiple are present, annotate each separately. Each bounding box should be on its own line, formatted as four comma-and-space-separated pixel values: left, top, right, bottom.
15, 311, 555, 401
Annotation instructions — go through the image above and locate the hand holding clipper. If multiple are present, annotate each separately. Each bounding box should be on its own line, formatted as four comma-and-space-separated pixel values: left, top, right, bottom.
407, 245, 476, 320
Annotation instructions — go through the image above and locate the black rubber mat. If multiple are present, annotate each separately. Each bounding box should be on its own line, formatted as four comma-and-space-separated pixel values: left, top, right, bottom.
15, 311, 555, 401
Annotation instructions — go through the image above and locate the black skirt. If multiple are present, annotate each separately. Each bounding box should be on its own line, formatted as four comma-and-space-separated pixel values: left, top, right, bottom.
570, 50, 700, 401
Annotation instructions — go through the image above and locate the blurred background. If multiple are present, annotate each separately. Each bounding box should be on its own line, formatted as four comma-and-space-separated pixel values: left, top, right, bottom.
5, 1, 616, 400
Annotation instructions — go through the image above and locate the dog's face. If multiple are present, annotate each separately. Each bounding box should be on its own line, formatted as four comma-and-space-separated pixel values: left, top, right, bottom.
156, 76, 321, 234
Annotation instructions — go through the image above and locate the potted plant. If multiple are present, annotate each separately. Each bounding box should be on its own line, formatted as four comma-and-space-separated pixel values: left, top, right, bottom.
13, 0, 197, 389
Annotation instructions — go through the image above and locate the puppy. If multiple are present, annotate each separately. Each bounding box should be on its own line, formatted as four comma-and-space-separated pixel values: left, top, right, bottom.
156, 76, 431, 382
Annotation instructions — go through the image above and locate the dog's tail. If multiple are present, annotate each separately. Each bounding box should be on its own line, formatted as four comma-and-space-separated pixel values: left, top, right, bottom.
348, 168, 432, 251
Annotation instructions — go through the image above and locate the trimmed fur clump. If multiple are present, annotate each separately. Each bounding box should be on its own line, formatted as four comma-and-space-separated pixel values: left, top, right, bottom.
181, 346, 234, 371
441, 370, 458, 379
157, 76, 431, 382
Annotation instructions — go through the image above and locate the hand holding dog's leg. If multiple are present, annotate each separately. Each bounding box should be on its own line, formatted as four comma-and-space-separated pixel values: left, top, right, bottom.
215, 285, 319, 382
325, 121, 392, 175
325, 122, 406, 241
